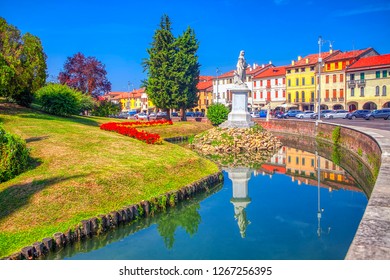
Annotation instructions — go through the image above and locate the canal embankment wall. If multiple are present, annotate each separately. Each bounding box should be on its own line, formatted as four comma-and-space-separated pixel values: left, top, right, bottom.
255, 118, 390, 260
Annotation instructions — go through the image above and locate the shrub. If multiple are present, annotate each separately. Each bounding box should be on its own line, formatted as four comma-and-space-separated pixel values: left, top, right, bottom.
35, 83, 83, 116
0, 125, 30, 183
92, 100, 121, 117
207, 103, 230, 126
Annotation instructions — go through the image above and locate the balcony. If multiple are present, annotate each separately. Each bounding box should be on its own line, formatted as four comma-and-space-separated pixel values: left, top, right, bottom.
338, 97, 345, 102
331, 97, 337, 102
357, 80, 366, 87
324, 98, 330, 102
348, 80, 356, 88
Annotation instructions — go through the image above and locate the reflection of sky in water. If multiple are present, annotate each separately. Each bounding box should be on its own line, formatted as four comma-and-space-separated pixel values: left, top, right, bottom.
66, 152, 367, 260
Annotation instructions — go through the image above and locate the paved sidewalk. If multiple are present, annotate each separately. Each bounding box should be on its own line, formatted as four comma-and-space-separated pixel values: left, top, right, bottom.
337, 124, 390, 259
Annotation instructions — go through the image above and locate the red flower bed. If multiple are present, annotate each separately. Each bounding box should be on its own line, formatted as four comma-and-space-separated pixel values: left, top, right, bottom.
100, 119, 173, 144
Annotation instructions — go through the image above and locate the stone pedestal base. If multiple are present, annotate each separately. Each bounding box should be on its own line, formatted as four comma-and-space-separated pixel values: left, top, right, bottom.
219, 86, 254, 128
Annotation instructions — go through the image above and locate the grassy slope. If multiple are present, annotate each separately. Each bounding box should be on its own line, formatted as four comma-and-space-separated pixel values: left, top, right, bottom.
0, 104, 218, 258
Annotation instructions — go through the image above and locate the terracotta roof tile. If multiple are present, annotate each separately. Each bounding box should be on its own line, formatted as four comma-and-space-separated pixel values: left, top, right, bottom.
348, 54, 390, 70
253, 66, 287, 79
286, 51, 340, 68
326, 48, 372, 62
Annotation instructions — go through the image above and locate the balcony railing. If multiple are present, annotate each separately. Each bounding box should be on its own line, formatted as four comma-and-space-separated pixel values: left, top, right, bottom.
338, 97, 345, 102
331, 97, 337, 102
348, 80, 356, 88
357, 80, 366, 87
324, 98, 330, 102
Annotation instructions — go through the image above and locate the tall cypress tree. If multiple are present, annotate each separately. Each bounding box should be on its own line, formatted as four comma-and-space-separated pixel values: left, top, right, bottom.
174, 27, 200, 121
143, 14, 177, 117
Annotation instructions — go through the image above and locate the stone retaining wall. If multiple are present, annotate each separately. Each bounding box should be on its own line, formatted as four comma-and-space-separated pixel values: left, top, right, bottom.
4, 172, 223, 260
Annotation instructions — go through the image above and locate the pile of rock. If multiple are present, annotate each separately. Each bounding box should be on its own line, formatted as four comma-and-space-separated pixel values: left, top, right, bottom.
190, 125, 282, 167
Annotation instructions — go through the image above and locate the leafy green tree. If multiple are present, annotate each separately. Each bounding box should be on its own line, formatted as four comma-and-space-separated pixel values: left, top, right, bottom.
142, 14, 178, 118
92, 100, 121, 117
207, 103, 230, 125
174, 27, 200, 121
0, 17, 47, 106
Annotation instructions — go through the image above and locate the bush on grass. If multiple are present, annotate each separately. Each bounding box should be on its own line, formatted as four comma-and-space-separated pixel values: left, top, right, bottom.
207, 103, 230, 126
0, 125, 30, 183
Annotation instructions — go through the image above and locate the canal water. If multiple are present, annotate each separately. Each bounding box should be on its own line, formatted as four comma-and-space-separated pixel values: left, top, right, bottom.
44, 137, 371, 260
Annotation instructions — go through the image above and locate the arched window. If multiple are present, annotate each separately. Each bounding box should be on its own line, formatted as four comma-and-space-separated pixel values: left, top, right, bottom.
360, 87, 364, 97
376, 86, 380, 96
295, 91, 299, 102
301, 91, 305, 101
383, 86, 387, 96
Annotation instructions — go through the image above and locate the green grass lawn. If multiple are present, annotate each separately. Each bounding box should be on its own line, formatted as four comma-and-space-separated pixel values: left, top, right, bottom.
0, 103, 218, 258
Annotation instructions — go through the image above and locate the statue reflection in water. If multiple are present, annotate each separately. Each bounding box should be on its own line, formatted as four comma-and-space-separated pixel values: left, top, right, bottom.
226, 167, 252, 238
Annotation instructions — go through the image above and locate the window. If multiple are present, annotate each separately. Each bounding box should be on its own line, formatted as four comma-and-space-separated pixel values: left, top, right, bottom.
350, 73, 355, 81
311, 159, 315, 167
301, 91, 305, 101
360, 87, 364, 97
254, 92, 257, 99
326, 75, 329, 83
310, 66, 315, 71
383, 86, 387, 96
288, 93, 291, 102
288, 156, 291, 163
283, 90, 286, 98
333, 89, 337, 98
287, 69, 291, 74
260, 80, 263, 86
351, 87, 355, 97
302, 77, 305, 85
311, 92, 315, 102
287, 79, 291, 87
302, 158, 305, 166
333, 74, 337, 83
260, 92, 263, 99
295, 69, 299, 73
326, 64, 330, 70
383, 70, 388, 78
275, 91, 279, 98
335, 62, 340, 69
376, 86, 380, 96
296, 78, 299, 86
340, 74, 344, 82
254, 81, 257, 87
340, 89, 344, 98
296, 157, 299, 164
283, 78, 286, 84
360, 72, 365, 80
325, 89, 329, 98
311, 77, 314, 84
376, 71, 381, 78
301, 68, 305, 72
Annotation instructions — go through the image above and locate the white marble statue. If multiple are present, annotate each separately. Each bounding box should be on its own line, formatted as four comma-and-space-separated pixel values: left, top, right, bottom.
234, 50, 248, 85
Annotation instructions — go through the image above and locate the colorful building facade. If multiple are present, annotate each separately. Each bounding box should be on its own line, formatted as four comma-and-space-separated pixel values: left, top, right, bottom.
252, 66, 287, 109
346, 54, 390, 110
286, 51, 340, 111
320, 48, 378, 110
194, 76, 213, 114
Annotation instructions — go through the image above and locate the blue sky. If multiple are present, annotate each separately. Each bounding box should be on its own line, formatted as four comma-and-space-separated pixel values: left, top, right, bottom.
2, 0, 390, 91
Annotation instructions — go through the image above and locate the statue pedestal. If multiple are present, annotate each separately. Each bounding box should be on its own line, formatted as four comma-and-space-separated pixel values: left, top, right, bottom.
220, 86, 254, 128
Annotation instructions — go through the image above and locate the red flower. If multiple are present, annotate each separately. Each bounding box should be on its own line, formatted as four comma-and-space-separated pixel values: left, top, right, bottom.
99, 119, 172, 144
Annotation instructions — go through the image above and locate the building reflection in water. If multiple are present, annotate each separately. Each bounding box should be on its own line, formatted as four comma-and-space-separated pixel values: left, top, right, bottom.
225, 146, 362, 238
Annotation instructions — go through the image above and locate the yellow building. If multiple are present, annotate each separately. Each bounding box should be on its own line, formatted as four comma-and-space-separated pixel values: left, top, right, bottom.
286, 51, 339, 111
193, 76, 213, 114
346, 54, 390, 110
107, 88, 154, 112
320, 48, 377, 110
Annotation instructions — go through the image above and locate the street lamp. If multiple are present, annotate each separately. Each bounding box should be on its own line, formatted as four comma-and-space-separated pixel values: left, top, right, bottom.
216, 67, 220, 104
317, 36, 323, 124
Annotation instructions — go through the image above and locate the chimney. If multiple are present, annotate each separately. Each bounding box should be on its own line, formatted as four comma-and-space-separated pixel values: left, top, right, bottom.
253, 63, 257, 69
330, 49, 333, 54
306, 58, 309, 63
291, 60, 295, 66
298, 56, 302, 61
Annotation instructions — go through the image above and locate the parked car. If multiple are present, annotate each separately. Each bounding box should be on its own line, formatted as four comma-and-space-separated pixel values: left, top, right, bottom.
171, 112, 179, 117
128, 110, 137, 117
117, 112, 131, 119
251, 110, 267, 118
310, 109, 333, 119
274, 110, 285, 118
323, 110, 349, 119
149, 112, 157, 119
194, 111, 204, 117
282, 110, 303, 118
135, 112, 148, 120
185, 111, 195, 117
364, 108, 390, 120
156, 111, 169, 120
346, 110, 371, 120
295, 111, 315, 119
